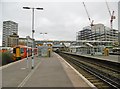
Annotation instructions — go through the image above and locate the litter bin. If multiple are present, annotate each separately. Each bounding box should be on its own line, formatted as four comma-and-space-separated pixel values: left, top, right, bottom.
106, 48, 109, 56
103, 47, 109, 56
48, 48, 51, 57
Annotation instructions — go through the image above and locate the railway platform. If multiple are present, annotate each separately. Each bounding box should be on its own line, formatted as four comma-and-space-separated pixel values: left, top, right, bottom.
78, 54, 120, 63
2, 52, 95, 88
64, 52, 120, 63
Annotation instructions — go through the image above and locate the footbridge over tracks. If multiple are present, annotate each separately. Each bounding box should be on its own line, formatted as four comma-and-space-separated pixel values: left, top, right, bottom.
35, 40, 76, 51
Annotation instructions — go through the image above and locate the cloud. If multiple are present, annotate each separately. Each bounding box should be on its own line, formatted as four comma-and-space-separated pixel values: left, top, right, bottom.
1, 1, 118, 46
1, 0, 120, 2
36, 17, 55, 28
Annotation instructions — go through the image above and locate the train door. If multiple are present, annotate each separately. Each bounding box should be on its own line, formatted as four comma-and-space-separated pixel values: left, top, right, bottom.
16, 47, 21, 60
23, 48, 27, 58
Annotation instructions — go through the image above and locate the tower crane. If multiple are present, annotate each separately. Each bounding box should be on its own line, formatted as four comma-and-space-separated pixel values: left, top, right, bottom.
106, 1, 116, 29
82, 2, 97, 55
82, 2, 94, 27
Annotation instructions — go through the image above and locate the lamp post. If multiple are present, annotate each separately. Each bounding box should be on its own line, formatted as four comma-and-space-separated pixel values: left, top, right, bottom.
26, 36, 29, 68
40, 32, 47, 41
23, 7, 43, 69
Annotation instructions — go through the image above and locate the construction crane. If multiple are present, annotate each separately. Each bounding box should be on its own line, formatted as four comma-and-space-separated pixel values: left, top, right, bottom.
82, 2, 94, 27
105, 1, 116, 29
82, 2, 97, 55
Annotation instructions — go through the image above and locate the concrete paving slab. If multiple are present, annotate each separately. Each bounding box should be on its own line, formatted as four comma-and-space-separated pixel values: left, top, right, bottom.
22, 53, 73, 87
2, 53, 94, 88
2, 56, 40, 87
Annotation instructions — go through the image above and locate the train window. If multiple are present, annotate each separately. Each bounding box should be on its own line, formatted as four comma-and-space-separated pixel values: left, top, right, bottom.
28, 49, 31, 53
20, 48, 24, 53
13, 48, 16, 54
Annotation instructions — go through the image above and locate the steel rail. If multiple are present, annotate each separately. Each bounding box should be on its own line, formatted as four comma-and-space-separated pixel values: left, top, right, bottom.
59, 53, 120, 89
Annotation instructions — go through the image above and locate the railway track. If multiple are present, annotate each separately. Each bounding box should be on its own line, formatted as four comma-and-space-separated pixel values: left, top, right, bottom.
58, 52, 120, 89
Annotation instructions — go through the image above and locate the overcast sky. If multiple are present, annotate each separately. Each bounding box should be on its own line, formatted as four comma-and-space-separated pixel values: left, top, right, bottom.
0, 0, 119, 46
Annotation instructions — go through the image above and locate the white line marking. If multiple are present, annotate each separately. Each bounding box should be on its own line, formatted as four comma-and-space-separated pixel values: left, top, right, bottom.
21, 68, 26, 70
18, 60, 41, 87
55, 53, 97, 89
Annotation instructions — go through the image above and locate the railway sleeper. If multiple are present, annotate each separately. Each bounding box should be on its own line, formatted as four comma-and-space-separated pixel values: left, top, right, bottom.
94, 84, 109, 88
85, 77, 96, 80
89, 79, 101, 83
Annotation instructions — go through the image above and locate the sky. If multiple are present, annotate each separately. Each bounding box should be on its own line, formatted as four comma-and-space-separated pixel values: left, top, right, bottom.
0, 0, 119, 46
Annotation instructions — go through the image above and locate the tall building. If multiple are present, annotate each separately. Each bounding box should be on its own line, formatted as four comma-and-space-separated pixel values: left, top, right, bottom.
77, 24, 118, 42
2, 21, 18, 47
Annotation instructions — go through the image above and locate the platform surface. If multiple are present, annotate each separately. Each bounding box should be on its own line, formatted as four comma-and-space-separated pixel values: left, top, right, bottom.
2, 53, 93, 88
80, 54, 120, 63
65, 52, 120, 63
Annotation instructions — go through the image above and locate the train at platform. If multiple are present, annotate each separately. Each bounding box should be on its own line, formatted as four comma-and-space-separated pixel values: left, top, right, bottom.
1, 45, 38, 61
12, 45, 38, 60
0, 47, 13, 53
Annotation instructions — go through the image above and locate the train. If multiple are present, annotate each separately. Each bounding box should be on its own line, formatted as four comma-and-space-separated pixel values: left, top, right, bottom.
0, 47, 13, 53
1, 45, 38, 61
12, 45, 38, 60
